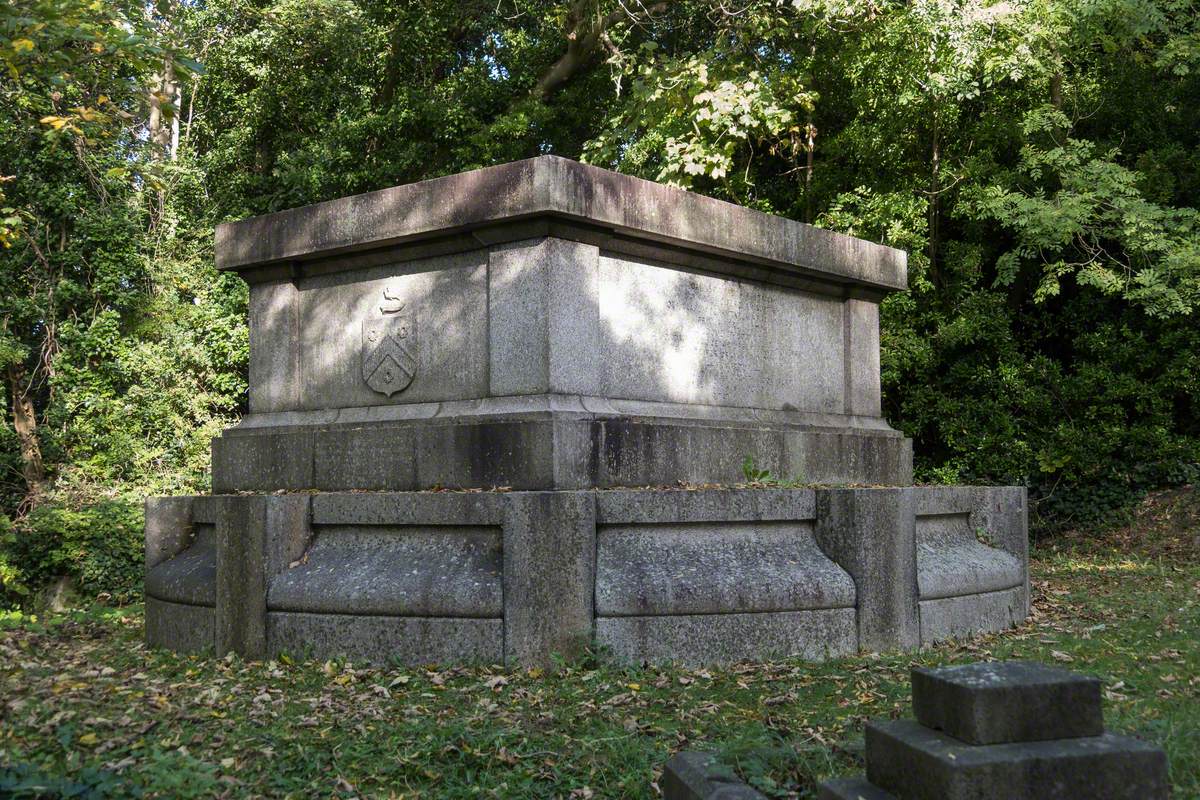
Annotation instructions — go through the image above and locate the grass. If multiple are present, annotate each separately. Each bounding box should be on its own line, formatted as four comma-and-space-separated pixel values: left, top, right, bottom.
1, 489, 1197, 799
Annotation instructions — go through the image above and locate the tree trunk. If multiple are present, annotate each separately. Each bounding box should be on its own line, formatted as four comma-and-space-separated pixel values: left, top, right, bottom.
803, 118, 816, 224
7, 362, 44, 506
148, 59, 177, 160
928, 115, 940, 286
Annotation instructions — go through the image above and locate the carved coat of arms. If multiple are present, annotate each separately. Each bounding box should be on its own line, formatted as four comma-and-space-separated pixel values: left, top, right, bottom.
362, 287, 417, 396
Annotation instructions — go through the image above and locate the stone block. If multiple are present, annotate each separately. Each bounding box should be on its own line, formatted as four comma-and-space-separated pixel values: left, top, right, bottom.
502, 492, 595, 665
661, 752, 767, 800
595, 609, 857, 665
815, 488, 919, 652
215, 495, 311, 660
919, 586, 1028, 645
911, 661, 1103, 745
817, 777, 896, 800
267, 613, 502, 665
488, 237, 602, 397
145, 597, 215, 654
144, 496, 194, 570
595, 488, 817, 525
248, 279, 300, 413
844, 298, 881, 417
865, 720, 1168, 800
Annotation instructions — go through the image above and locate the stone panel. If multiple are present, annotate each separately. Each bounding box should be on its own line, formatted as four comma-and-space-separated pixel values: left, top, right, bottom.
146, 596, 215, 654
916, 512, 1024, 600
268, 525, 503, 617
919, 586, 1027, 644
595, 521, 855, 615
597, 254, 845, 413
596, 609, 857, 665
294, 250, 489, 410
267, 613, 503, 665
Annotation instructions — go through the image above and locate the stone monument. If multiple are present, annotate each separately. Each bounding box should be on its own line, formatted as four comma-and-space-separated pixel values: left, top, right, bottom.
144, 156, 1029, 665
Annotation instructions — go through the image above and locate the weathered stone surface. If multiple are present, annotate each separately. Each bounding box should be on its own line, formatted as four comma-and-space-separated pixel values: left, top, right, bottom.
662, 752, 768, 800
145, 596, 214, 654
488, 238, 602, 397
919, 586, 1028, 645
595, 521, 854, 615
502, 492, 596, 665
815, 488, 919, 652
596, 488, 817, 524
212, 414, 914, 492
267, 612, 503, 665
865, 720, 1168, 800
310, 491, 504, 526
248, 280, 300, 413
916, 512, 1024, 599
151, 156, 1033, 667
216, 156, 907, 293
844, 298, 882, 417
268, 525, 502, 617
911, 661, 1104, 745
595, 608, 857, 665
292, 250, 489, 411
817, 777, 896, 800
214, 495, 311, 660
592, 252, 846, 413
144, 496, 194, 570
144, 524, 216, 606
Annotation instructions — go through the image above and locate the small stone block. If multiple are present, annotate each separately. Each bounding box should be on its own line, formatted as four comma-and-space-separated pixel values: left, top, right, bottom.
817, 777, 896, 800
911, 661, 1103, 744
662, 752, 767, 800
866, 719, 1169, 800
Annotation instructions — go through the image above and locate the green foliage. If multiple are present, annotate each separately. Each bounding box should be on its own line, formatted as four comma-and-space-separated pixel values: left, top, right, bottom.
1, 0, 1199, 609
0, 762, 139, 800
0, 501, 144, 606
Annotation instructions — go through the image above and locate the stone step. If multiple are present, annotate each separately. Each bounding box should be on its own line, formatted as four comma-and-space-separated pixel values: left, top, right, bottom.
817, 776, 897, 800
911, 661, 1102, 744
866, 719, 1168, 800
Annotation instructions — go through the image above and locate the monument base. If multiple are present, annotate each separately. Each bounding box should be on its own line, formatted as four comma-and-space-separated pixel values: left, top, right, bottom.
145, 485, 1027, 666
210, 395, 913, 492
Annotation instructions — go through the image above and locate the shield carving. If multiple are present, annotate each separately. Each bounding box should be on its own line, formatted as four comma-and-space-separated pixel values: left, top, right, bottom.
362, 309, 417, 397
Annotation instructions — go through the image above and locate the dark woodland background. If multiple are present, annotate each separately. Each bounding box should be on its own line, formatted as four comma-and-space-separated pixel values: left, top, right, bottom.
1, 0, 1198, 605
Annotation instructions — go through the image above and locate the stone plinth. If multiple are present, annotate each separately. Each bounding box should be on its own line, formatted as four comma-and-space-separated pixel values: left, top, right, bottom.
820, 662, 1169, 800
146, 157, 1029, 665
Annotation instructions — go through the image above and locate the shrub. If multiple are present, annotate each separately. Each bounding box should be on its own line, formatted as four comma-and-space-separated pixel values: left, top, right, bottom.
0, 500, 144, 609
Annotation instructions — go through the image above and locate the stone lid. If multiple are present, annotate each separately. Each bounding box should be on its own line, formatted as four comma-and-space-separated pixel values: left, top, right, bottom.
215, 156, 907, 293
